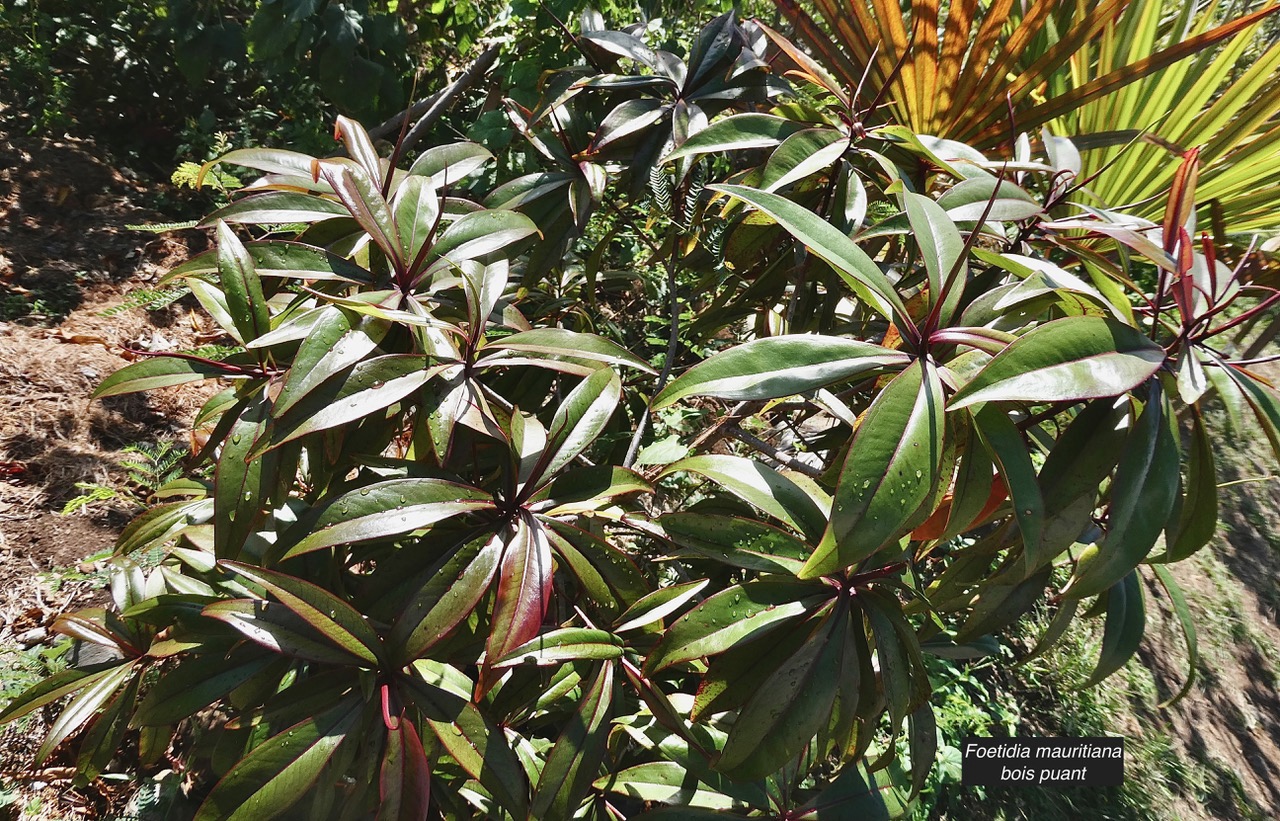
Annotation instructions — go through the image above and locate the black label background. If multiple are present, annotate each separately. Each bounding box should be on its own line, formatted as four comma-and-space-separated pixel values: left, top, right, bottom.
962, 737, 1124, 787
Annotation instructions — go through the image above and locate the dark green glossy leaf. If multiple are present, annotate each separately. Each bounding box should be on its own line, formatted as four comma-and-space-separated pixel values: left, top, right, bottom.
804, 361, 945, 577
132, 654, 273, 727
390, 533, 502, 662
220, 561, 383, 666
36, 661, 137, 764
1082, 571, 1145, 688
596, 761, 761, 811
970, 404, 1046, 573
193, 696, 363, 821
202, 600, 371, 666
654, 335, 909, 408
480, 328, 655, 373
660, 455, 827, 543
544, 520, 648, 618
376, 718, 431, 821
214, 394, 277, 560
716, 607, 843, 779
949, 317, 1164, 409
164, 241, 372, 285
904, 192, 964, 326
494, 628, 624, 668
272, 307, 390, 417
532, 661, 614, 819
538, 367, 621, 484
203, 191, 350, 225
482, 518, 553, 691
663, 114, 805, 162
645, 580, 828, 673
0, 662, 122, 724
710, 184, 909, 323
1066, 384, 1179, 598
1151, 564, 1198, 707
661, 513, 809, 574
216, 221, 271, 345
1161, 407, 1218, 562
614, 579, 709, 634
284, 478, 492, 558
92, 356, 229, 399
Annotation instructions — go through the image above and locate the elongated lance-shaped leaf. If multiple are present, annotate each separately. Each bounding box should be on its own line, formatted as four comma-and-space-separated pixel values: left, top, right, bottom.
531, 367, 621, 488
314, 158, 405, 273
76, 673, 138, 781
253, 356, 446, 458
662, 113, 806, 163
132, 653, 274, 727
1160, 406, 1218, 562
543, 520, 648, 617
219, 561, 383, 666
948, 317, 1164, 409
35, 661, 138, 764
417, 209, 539, 281
862, 588, 930, 729
92, 356, 231, 399
803, 360, 945, 579
659, 455, 827, 543
390, 532, 503, 663
709, 184, 911, 331
1082, 571, 1146, 688
203, 191, 350, 226
216, 221, 271, 346
272, 307, 390, 417
202, 600, 374, 666
715, 604, 844, 780
654, 335, 910, 408
116, 498, 213, 557
163, 241, 372, 285
532, 661, 615, 819
645, 579, 830, 673
494, 628, 624, 668
390, 174, 440, 266
1065, 382, 1179, 598
481, 517, 553, 693
1151, 564, 1198, 707
377, 716, 431, 821
614, 578, 710, 634
661, 513, 810, 575
214, 393, 277, 560
479, 328, 656, 373
401, 672, 529, 818
903, 192, 965, 328
529, 466, 653, 514
0, 662, 124, 724
283, 478, 493, 558
969, 404, 1046, 575
194, 696, 364, 821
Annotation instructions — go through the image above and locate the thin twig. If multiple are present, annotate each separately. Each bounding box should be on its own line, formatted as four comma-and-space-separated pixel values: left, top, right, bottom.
725, 427, 824, 479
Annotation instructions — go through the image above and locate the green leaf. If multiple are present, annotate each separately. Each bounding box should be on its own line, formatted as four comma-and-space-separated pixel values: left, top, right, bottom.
203, 191, 350, 225
654, 335, 909, 408
1151, 564, 1198, 707
948, 317, 1164, 409
663, 114, 806, 162
390, 532, 502, 663
220, 561, 384, 666
36, 661, 137, 764
314, 158, 404, 270
595, 762, 761, 811
532, 661, 614, 819
661, 513, 809, 575
92, 356, 229, 399
420, 209, 539, 275
164, 241, 372, 285
272, 307, 390, 417
216, 221, 272, 345
710, 184, 910, 325
194, 696, 363, 821
255, 355, 444, 456
1066, 383, 1179, 598
406, 141, 494, 186
480, 328, 656, 373
132, 654, 273, 727
403, 675, 529, 818
202, 600, 371, 666
538, 367, 621, 484
0, 663, 122, 724
283, 478, 493, 558
715, 608, 843, 779
376, 718, 431, 821
614, 579, 709, 634
793, 762, 904, 820
1160, 407, 1218, 562
214, 394, 277, 560
645, 580, 827, 673
660, 455, 827, 543
494, 628, 624, 668
970, 404, 1046, 574
544, 520, 648, 618
903, 192, 965, 326
803, 361, 945, 578
529, 467, 653, 514
482, 518, 553, 690
116, 499, 212, 557
863, 589, 930, 730
936, 175, 1042, 222
1082, 571, 1146, 688
634, 435, 691, 466
391, 175, 440, 264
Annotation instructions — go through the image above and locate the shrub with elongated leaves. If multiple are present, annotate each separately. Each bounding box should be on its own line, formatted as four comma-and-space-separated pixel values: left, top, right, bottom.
4, 9, 1280, 820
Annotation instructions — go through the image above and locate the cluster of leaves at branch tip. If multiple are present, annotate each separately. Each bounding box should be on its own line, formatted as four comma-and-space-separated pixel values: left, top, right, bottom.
5, 3, 1280, 819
